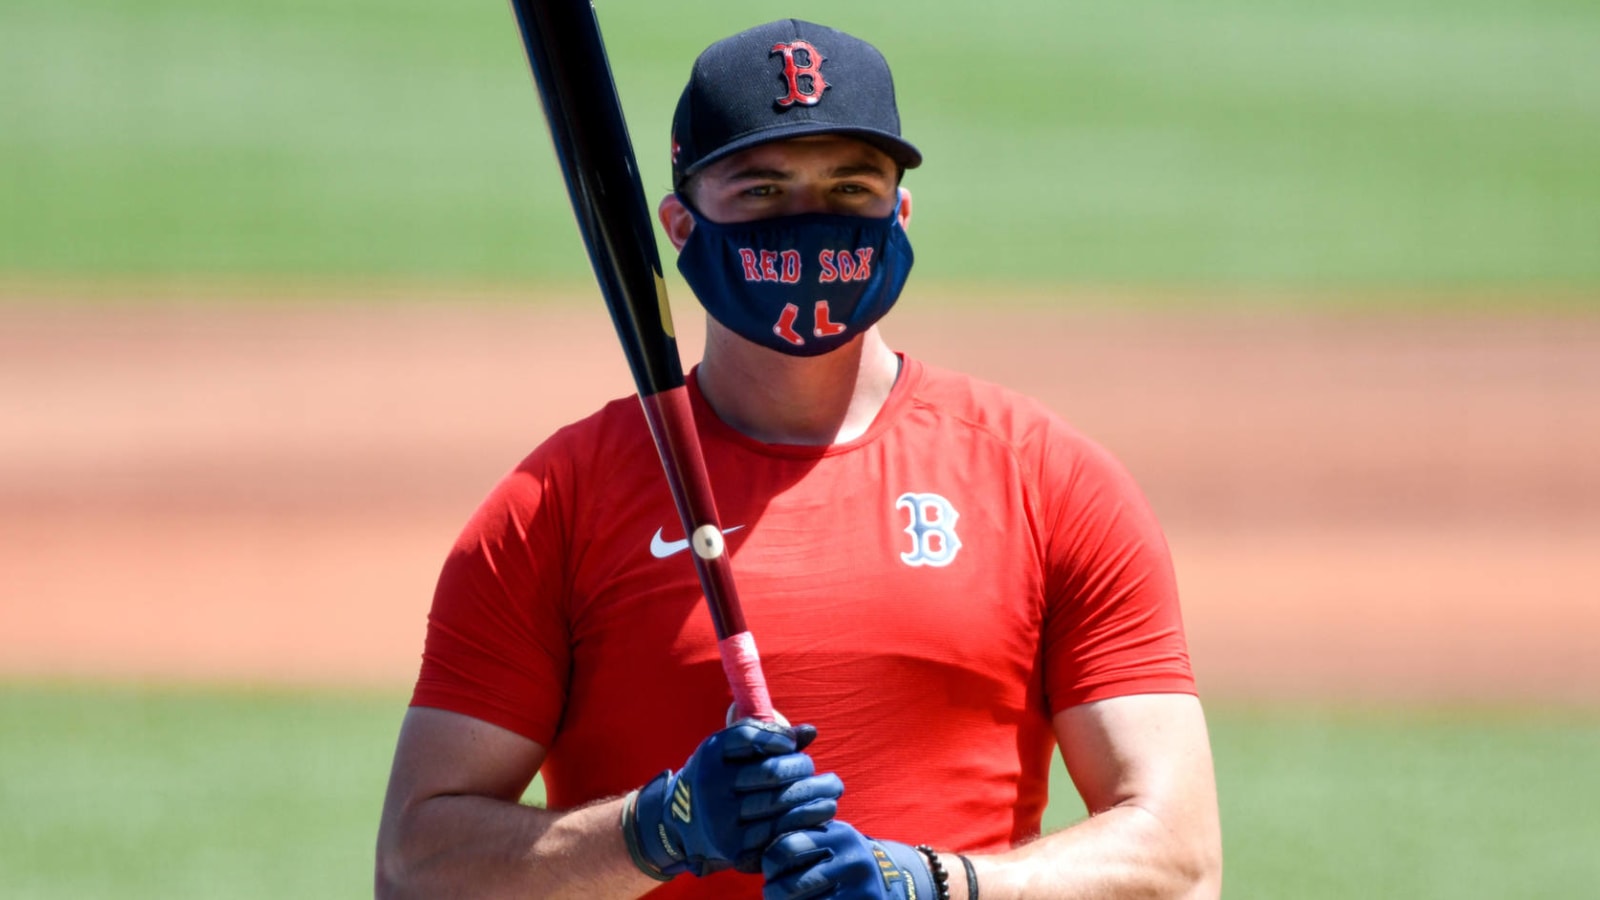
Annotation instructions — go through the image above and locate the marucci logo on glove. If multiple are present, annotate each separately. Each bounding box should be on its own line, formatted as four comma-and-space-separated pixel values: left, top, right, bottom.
671, 780, 693, 824
873, 846, 903, 884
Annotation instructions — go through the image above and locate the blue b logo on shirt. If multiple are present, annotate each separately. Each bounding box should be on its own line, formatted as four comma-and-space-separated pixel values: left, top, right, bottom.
896, 492, 962, 567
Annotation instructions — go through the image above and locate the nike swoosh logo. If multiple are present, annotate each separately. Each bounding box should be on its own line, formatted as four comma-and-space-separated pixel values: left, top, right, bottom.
650, 525, 745, 559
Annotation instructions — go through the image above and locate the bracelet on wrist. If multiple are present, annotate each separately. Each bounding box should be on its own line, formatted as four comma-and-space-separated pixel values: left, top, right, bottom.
915, 844, 952, 900
957, 853, 979, 900
619, 790, 673, 882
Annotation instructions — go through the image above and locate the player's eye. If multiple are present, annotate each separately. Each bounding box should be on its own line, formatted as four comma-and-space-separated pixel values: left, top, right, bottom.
835, 181, 892, 202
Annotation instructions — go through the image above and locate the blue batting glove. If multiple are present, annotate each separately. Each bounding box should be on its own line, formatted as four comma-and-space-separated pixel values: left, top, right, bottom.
762, 821, 935, 900
630, 719, 843, 877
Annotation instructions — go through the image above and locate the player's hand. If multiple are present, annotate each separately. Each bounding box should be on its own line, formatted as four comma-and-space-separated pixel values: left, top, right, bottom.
762, 821, 935, 900
629, 719, 843, 878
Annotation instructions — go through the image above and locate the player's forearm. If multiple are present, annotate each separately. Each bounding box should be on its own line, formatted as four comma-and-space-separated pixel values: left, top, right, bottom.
960, 803, 1222, 900
375, 793, 658, 900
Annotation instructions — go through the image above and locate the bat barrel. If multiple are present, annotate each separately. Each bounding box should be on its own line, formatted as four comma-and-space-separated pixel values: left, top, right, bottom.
508, 0, 681, 397
509, 0, 776, 722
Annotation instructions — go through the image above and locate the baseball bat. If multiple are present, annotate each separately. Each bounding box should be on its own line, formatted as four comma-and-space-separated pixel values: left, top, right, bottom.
506, 0, 776, 723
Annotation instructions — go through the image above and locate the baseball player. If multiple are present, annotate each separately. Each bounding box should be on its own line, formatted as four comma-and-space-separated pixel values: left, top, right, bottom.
377, 19, 1221, 900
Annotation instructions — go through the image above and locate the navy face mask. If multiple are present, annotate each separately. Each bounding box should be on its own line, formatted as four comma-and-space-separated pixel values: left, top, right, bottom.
675, 195, 915, 357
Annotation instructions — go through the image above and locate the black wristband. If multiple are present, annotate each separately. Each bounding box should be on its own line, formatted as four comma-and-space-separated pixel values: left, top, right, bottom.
915, 845, 952, 900
957, 853, 979, 900
619, 790, 673, 882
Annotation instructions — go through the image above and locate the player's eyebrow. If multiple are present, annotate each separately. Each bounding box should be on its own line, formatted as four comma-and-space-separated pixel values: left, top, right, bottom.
722, 166, 793, 183
719, 161, 892, 185
825, 162, 892, 180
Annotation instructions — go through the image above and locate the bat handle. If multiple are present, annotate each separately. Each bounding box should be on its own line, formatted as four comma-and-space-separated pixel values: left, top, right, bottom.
719, 631, 778, 723
640, 389, 778, 722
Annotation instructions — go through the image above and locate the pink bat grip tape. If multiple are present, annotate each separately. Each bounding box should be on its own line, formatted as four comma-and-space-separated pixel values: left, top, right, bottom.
718, 631, 780, 724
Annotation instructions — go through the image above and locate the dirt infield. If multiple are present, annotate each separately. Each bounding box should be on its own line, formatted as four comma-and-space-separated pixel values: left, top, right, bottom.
3, 296, 1596, 703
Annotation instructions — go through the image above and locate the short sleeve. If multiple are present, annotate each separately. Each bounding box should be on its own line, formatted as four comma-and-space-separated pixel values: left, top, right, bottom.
1038, 428, 1196, 712
409, 447, 574, 746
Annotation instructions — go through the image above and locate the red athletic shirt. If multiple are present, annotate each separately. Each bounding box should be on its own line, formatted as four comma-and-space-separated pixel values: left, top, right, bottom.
411, 355, 1195, 898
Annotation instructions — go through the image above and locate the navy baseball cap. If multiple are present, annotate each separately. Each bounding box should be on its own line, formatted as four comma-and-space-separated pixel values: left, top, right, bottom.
670, 19, 923, 188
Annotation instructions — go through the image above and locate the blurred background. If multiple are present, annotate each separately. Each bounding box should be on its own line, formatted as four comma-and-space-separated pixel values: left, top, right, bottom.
2, 0, 1597, 896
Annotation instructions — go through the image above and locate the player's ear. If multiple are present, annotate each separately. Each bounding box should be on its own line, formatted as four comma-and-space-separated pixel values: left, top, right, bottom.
895, 187, 912, 230
659, 194, 694, 252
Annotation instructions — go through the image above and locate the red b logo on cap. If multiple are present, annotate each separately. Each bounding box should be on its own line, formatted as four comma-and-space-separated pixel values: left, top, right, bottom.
771, 40, 827, 107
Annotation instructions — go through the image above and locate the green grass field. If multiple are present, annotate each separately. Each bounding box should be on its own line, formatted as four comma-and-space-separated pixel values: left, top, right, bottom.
4, 0, 1598, 288
3, 684, 1597, 899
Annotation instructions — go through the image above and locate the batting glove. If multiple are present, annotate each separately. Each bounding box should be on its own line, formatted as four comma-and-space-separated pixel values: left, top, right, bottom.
762, 821, 936, 900
627, 719, 843, 878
